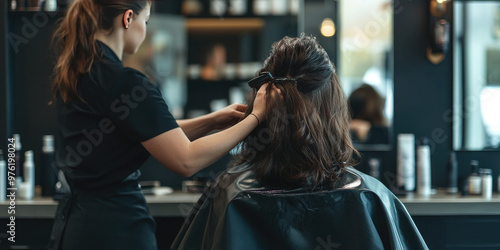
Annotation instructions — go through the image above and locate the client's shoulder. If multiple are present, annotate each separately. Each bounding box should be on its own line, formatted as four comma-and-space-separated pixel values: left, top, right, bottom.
342, 166, 401, 205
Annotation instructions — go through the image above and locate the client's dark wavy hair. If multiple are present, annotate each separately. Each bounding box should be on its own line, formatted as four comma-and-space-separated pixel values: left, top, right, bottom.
232, 35, 359, 189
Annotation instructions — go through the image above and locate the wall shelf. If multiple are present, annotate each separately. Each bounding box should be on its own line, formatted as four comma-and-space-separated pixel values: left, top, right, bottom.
186, 18, 265, 33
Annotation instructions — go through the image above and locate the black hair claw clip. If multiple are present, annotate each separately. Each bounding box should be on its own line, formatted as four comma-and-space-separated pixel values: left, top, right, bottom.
248, 72, 297, 89
248, 72, 273, 89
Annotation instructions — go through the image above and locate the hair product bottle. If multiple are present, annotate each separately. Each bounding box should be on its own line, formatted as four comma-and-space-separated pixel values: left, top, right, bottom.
13, 134, 23, 188
368, 158, 381, 180
44, 0, 57, 11
446, 152, 458, 194
228, 0, 247, 15
0, 150, 6, 202
10, 0, 17, 10
397, 134, 415, 192
22, 150, 35, 200
210, 0, 227, 16
481, 168, 492, 199
42, 135, 57, 197
253, 0, 271, 15
417, 138, 431, 196
270, 0, 288, 15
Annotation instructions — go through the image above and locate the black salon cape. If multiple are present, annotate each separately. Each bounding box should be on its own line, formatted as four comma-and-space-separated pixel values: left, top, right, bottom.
171, 166, 428, 250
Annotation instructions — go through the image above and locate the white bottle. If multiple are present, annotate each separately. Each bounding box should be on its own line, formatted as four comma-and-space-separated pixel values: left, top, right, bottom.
228, 0, 247, 15
210, 0, 227, 16
22, 150, 35, 200
13, 134, 23, 189
289, 0, 299, 15
397, 134, 415, 191
481, 169, 492, 199
368, 158, 380, 180
10, 0, 17, 11
271, 0, 288, 15
0, 150, 6, 201
416, 138, 431, 196
253, 0, 271, 15
44, 0, 57, 12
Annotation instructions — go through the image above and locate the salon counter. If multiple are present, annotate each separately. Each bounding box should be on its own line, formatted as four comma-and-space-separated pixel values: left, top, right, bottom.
0, 192, 202, 219
398, 192, 500, 216
1, 191, 500, 218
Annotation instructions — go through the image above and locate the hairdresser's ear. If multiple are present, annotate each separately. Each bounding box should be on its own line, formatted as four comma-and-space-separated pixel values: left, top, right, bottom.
122, 9, 134, 29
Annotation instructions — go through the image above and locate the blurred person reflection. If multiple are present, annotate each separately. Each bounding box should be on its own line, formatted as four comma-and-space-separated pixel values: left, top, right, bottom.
200, 43, 227, 81
122, 33, 158, 82
348, 83, 389, 144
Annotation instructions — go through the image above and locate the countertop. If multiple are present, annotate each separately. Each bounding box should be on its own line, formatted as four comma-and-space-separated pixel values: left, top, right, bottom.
0, 192, 202, 219
1, 191, 500, 219
398, 192, 500, 216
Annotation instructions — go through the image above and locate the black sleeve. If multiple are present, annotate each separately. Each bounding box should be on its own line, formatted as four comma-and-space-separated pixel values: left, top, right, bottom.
104, 67, 179, 142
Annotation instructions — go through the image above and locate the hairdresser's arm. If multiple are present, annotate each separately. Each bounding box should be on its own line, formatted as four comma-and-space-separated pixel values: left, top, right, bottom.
176, 104, 247, 141
142, 84, 273, 177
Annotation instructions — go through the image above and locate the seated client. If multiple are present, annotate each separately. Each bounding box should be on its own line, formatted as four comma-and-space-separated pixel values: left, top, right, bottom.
172, 35, 428, 250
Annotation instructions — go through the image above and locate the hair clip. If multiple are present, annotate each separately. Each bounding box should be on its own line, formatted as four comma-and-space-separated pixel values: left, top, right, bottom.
248, 72, 273, 89
248, 72, 297, 89
273, 77, 297, 85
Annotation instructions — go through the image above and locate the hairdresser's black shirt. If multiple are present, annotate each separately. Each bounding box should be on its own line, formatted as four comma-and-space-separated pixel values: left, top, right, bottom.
55, 41, 178, 190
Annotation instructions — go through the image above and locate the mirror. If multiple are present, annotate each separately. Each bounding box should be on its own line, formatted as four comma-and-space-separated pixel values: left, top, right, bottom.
301, 0, 394, 150
338, 0, 394, 150
123, 14, 187, 119
453, 1, 500, 150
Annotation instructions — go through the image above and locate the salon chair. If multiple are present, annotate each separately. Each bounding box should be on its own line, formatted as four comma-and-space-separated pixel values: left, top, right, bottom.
172, 166, 428, 250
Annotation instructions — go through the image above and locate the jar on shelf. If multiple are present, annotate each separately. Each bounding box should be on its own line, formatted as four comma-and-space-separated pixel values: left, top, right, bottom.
270, 0, 288, 15
182, 0, 202, 15
228, 0, 247, 15
210, 0, 227, 16
253, 0, 271, 15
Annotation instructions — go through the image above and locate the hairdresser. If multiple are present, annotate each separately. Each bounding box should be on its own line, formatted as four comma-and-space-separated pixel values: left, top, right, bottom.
47, 0, 278, 249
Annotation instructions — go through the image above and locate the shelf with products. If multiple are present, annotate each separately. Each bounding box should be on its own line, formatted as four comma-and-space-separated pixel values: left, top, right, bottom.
180, 0, 300, 18
7, 0, 63, 12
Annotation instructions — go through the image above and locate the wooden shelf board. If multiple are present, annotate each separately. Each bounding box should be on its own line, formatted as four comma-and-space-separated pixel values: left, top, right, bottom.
186, 18, 265, 32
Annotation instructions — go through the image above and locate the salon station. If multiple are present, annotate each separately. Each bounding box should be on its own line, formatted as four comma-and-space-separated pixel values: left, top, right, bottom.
1, 0, 500, 249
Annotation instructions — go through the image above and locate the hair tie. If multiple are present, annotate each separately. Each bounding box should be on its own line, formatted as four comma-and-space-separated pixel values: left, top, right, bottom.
248, 72, 296, 89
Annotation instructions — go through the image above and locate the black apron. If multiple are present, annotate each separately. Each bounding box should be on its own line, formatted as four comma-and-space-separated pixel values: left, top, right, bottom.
48, 170, 157, 250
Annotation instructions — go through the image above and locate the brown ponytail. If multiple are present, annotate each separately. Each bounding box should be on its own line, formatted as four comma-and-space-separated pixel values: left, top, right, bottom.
51, 0, 149, 104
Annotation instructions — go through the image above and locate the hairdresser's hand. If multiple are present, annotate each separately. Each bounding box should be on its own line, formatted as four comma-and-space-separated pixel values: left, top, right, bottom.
252, 82, 281, 123
211, 103, 247, 130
